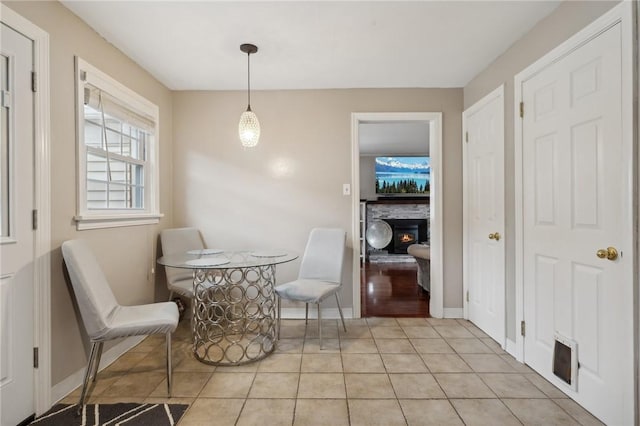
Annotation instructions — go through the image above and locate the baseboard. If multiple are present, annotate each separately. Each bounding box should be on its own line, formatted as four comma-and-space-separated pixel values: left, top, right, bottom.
281, 307, 353, 320
50, 336, 145, 404
443, 308, 463, 318
505, 338, 517, 357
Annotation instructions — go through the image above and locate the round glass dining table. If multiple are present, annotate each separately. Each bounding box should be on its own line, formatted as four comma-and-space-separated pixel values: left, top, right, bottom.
157, 250, 298, 366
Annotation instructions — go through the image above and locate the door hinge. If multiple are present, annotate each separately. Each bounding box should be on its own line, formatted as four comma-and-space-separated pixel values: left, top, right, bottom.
519, 102, 524, 118
33, 347, 39, 369
31, 71, 37, 93
1, 90, 10, 108
465, 131, 469, 143
32, 209, 38, 230
466, 291, 469, 302
520, 320, 526, 337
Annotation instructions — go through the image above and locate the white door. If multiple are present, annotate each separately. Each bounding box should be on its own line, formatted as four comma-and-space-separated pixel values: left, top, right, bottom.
521, 22, 632, 425
463, 87, 505, 345
0, 23, 35, 426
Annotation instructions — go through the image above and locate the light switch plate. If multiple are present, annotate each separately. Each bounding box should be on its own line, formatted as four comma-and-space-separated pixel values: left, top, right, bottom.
343, 183, 351, 196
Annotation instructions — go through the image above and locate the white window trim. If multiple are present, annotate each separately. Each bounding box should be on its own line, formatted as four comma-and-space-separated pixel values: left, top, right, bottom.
74, 57, 162, 230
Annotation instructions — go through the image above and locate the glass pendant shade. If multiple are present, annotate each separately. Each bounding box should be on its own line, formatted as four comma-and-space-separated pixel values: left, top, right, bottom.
238, 108, 260, 147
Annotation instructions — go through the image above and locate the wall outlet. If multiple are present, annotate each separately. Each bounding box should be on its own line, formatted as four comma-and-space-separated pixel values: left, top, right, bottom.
343, 183, 351, 196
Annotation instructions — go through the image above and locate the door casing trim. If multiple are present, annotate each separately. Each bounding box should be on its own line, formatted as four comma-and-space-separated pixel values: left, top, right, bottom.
350, 112, 443, 318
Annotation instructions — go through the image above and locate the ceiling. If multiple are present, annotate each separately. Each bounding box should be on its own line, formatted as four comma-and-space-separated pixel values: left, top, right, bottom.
61, 1, 561, 91
359, 122, 429, 156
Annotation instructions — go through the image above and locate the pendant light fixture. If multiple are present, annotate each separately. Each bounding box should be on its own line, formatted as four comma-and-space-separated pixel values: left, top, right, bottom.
238, 43, 260, 147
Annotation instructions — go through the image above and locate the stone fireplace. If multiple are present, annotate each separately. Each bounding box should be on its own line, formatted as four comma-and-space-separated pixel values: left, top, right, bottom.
383, 219, 428, 254
365, 200, 429, 260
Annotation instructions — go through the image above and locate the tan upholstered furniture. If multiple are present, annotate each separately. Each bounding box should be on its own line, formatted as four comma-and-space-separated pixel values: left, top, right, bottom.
407, 243, 430, 292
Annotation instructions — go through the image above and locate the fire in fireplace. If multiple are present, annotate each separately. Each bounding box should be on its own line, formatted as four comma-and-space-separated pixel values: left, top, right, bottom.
399, 233, 415, 244
370, 219, 427, 255
394, 225, 419, 253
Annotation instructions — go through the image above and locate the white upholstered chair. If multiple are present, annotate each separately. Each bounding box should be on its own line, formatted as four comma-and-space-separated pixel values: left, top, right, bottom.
160, 227, 206, 299
275, 228, 347, 349
61, 239, 179, 414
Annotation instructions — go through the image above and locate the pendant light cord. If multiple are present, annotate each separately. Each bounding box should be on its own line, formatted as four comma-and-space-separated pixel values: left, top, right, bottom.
247, 52, 251, 110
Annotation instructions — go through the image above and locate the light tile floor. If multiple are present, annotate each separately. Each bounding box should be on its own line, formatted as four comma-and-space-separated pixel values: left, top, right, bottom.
61, 317, 604, 425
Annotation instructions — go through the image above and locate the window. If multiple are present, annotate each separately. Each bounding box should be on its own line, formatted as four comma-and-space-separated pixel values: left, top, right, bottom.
74, 58, 161, 230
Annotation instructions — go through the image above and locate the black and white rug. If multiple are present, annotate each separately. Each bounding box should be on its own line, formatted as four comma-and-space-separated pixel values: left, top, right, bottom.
29, 403, 188, 425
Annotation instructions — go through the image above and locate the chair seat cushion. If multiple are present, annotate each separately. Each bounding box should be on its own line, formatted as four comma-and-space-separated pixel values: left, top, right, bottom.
96, 302, 179, 341
275, 279, 340, 304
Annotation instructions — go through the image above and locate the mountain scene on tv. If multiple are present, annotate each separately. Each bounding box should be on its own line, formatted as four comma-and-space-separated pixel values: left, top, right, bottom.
375, 156, 430, 194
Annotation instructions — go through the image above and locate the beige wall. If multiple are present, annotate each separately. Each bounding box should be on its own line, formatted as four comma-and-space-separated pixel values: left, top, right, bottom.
172, 88, 464, 310
463, 1, 618, 341
4, 1, 174, 386
359, 156, 376, 200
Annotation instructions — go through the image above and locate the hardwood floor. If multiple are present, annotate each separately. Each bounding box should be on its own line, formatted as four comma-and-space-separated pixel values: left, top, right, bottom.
360, 261, 430, 317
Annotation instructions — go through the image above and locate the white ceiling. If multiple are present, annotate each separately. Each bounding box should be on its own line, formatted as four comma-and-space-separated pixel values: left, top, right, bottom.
61, 1, 561, 91
359, 122, 429, 156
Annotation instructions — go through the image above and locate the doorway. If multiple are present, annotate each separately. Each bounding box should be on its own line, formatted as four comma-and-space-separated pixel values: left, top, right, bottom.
351, 112, 443, 318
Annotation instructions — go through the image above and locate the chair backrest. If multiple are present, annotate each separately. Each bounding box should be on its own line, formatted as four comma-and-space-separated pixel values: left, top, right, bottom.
160, 227, 205, 285
298, 228, 346, 284
61, 239, 120, 340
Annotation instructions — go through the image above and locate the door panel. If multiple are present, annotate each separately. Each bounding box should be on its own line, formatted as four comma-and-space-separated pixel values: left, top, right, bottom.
463, 87, 505, 345
570, 120, 601, 228
0, 22, 35, 426
533, 135, 557, 225
522, 23, 632, 425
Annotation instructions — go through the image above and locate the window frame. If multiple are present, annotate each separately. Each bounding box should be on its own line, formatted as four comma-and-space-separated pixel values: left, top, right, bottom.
74, 57, 161, 230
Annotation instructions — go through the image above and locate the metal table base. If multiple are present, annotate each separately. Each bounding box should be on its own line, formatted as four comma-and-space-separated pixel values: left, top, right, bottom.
191, 265, 277, 365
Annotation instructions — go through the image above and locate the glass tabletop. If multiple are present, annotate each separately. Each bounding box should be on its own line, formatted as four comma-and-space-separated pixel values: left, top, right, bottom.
157, 250, 298, 269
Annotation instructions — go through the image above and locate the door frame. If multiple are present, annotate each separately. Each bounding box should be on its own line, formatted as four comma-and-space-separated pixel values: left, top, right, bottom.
350, 112, 443, 318
1, 5, 51, 415
462, 84, 505, 345
514, 1, 635, 368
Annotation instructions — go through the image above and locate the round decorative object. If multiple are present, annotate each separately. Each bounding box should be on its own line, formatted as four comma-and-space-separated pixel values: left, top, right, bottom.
366, 220, 393, 249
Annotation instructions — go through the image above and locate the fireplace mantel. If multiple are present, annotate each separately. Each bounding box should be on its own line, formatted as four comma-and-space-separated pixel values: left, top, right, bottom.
366, 198, 428, 205
367, 202, 429, 221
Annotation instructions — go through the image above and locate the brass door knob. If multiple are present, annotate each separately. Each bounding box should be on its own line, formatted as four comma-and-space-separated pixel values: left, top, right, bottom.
488, 232, 501, 241
596, 247, 618, 261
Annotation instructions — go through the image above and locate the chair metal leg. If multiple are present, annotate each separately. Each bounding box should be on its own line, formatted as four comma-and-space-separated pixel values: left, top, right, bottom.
77, 342, 100, 415
91, 342, 104, 382
166, 332, 172, 397
335, 293, 347, 332
317, 303, 323, 350
305, 303, 309, 325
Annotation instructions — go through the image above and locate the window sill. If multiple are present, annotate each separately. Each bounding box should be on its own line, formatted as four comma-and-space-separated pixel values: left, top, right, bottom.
74, 213, 164, 230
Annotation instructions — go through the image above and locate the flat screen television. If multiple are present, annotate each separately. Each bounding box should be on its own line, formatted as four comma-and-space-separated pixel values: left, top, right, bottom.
375, 156, 430, 195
